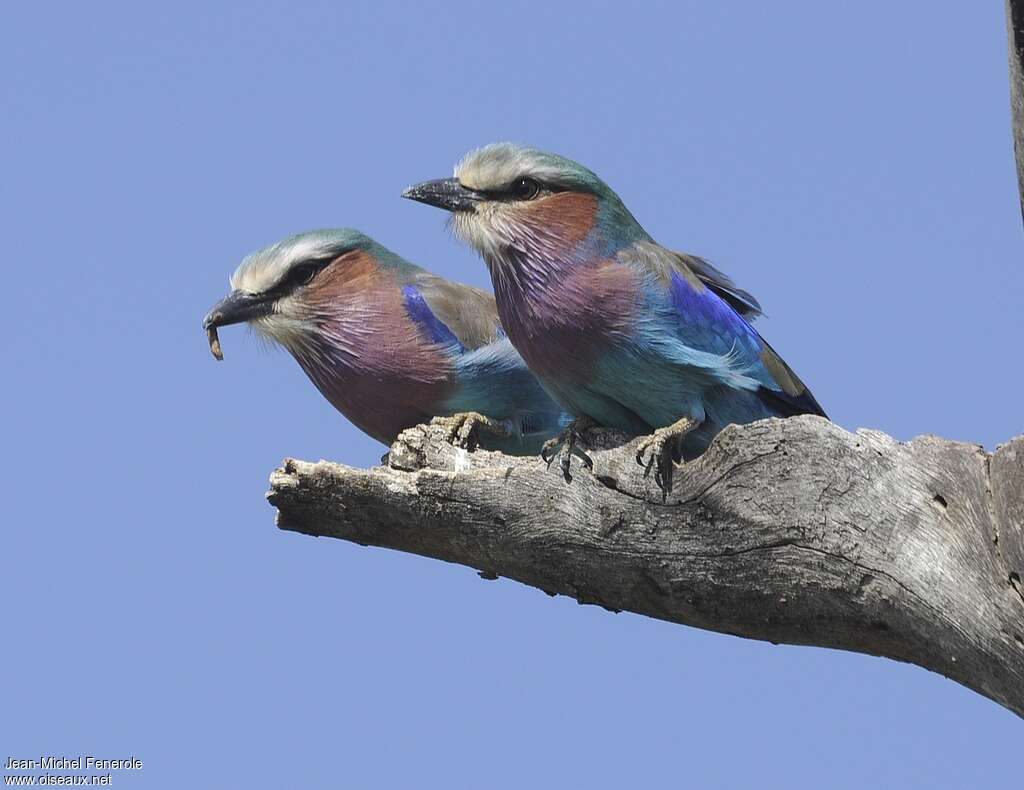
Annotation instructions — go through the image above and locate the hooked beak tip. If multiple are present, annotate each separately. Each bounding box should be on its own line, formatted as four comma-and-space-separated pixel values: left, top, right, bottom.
201, 290, 273, 361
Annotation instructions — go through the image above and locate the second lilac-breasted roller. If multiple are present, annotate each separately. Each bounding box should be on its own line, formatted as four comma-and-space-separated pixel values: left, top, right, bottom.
403, 144, 826, 492
202, 228, 567, 454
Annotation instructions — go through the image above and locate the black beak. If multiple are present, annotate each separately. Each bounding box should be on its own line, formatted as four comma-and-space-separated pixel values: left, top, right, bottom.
202, 290, 274, 360
203, 290, 274, 331
401, 178, 484, 212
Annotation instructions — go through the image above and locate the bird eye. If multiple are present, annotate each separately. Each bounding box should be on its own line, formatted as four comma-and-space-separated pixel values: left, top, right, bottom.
509, 177, 541, 200
288, 262, 321, 288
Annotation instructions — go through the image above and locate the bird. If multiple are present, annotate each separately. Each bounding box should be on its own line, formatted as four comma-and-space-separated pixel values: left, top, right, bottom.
402, 143, 826, 494
202, 228, 569, 455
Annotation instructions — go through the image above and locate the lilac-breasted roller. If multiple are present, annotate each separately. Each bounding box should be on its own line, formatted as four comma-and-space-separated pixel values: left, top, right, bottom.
202, 228, 569, 454
403, 144, 826, 493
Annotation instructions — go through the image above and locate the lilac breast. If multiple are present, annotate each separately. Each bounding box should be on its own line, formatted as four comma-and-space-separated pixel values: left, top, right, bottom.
492, 255, 638, 395
294, 278, 455, 445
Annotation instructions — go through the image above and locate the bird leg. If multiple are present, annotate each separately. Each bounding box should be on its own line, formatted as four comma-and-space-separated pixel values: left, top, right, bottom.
540, 416, 596, 482
635, 416, 699, 499
433, 412, 513, 451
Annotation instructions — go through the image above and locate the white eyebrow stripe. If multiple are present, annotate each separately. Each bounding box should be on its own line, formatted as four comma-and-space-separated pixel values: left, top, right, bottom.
229, 231, 363, 294
455, 143, 574, 192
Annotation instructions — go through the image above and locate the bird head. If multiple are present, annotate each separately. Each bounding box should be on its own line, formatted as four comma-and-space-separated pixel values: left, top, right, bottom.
402, 143, 648, 267
202, 228, 390, 360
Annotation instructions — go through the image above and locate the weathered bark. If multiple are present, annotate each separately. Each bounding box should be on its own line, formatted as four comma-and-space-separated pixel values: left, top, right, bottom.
268, 416, 1024, 718
1009, 0, 1024, 222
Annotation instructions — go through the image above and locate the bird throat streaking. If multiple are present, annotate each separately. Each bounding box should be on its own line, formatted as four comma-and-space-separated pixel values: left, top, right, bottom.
202, 228, 568, 455
403, 143, 826, 496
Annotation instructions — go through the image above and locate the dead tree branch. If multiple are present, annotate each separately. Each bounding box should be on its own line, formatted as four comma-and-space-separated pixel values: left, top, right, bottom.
1008, 0, 1024, 221
268, 416, 1024, 718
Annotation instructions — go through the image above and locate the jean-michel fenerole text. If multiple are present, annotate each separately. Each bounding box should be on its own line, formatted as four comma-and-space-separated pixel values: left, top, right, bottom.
5, 757, 143, 771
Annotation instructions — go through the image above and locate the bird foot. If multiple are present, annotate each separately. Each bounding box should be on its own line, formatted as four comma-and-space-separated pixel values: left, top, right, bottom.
540, 416, 596, 482
635, 416, 699, 500
433, 412, 512, 451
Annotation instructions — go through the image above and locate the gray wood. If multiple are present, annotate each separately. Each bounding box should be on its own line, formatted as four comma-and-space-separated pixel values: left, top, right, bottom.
268, 416, 1024, 718
1009, 0, 1024, 222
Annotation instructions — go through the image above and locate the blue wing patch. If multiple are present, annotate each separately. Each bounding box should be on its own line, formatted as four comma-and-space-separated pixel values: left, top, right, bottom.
669, 271, 754, 344
402, 285, 465, 351
668, 271, 827, 418
680, 254, 763, 319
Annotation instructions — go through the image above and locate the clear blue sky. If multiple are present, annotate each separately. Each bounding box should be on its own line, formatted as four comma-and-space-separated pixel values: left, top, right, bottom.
3, 1, 1021, 787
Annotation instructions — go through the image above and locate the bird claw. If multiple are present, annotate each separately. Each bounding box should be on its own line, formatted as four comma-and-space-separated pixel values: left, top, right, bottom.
634, 417, 698, 500
433, 412, 511, 451
540, 417, 595, 482
636, 435, 677, 499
